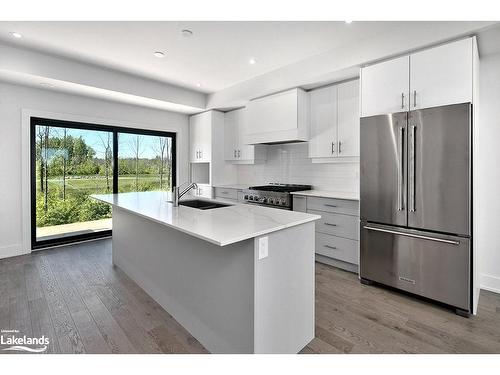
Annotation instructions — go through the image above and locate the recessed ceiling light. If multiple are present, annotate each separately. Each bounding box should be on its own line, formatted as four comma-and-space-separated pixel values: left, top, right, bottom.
345, 20, 353, 24
10, 31, 22, 38
181, 29, 193, 37
196, 83, 201, 88
249, 58, 257, 65
153, 51, 165, 58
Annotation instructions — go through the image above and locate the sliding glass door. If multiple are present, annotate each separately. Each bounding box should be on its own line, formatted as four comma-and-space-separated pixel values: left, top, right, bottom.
117, 132, 174, 193
31, 117, 176, 249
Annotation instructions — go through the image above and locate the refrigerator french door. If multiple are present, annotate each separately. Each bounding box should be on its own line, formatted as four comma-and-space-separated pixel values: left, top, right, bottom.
360, 103, 472, 314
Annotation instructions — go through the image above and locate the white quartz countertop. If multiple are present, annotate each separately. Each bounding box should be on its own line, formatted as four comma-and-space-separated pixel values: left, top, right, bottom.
290, 190, 359, 201
92, 191, 320, 246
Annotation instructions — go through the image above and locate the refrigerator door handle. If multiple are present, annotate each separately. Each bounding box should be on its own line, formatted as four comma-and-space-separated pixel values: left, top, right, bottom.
397, 126, 404, 211
409, 125, 416, 212
363, 225, 460, 245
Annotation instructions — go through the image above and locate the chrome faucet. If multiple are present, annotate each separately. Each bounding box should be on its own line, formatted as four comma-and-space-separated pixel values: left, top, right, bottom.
172, 182, 198, 207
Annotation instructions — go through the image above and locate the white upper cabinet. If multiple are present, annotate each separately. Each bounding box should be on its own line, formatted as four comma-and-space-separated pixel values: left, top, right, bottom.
410, 38, 473, 110
189, 111, 212, 163
309, 85, 338, 158
224, 108, 266, 163
361, 37, 476, 117
361, 55, 410, 117
224, 109, 239, 161
245, 88, 309, 144
337, 80, 360, 158
308, 80, 360, 161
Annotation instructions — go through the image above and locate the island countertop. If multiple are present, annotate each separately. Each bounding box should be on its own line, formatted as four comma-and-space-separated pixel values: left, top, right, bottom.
92, 191, 320, 246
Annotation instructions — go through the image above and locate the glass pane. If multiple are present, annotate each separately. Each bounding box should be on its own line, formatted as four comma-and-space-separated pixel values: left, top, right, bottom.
117, 133, 173, 193
34, 125, 113, 243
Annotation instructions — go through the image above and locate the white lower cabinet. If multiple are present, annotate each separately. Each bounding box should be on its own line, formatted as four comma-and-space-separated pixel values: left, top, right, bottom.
293, 195, 359, 272
214, 186, 239, 201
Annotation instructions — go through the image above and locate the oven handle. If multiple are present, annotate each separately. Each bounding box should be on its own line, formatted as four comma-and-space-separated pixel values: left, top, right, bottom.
363, 225, 460, 245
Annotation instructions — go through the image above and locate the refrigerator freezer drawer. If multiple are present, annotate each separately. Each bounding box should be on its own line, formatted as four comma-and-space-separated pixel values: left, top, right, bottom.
360, 224, 470, 311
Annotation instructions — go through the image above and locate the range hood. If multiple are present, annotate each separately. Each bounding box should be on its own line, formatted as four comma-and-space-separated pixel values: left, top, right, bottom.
243, 88, 310, 145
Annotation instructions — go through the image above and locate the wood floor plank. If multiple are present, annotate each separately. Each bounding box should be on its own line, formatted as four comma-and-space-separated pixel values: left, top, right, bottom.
2, 239, 500, 354
33, 253, 86, 354
57, 249, 137, 354
24, 261, 60, 354
8, 262, 32, 340
69, 247, 165, 354
43, 250, 111, 354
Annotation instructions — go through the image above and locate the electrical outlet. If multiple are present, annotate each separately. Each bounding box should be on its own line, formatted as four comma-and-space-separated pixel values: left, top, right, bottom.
258, 236, 268, 260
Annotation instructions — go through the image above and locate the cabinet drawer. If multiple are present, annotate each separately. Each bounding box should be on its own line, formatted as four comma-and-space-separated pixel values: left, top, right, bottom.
316, 233, 358, 265
309, 210, 359, 240
306, 196, 358, 215
214, 187, 238, 200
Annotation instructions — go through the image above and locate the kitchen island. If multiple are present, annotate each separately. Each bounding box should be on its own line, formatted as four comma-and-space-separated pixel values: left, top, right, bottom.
92, 191, 320, 354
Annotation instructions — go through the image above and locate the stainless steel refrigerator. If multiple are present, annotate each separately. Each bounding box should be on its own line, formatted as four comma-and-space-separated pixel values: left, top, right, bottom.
360, 103, 472, 316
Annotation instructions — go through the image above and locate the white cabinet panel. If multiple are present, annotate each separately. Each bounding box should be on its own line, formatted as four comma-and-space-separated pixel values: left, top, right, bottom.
308, 85, 337, 158
410, 38, 473, 110
224, 108, 265, 163
190, 111, 212, 163
224, 109, 238, 161
245, 88, 309, 144
238, 108, 257, 161
337, 80, 360, 158
361, 55, 410, 117
247, 90, 297, 134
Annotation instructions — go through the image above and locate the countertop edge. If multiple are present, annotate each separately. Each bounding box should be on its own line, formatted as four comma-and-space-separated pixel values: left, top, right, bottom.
92, 195, 320, 247
290, 190, 360, 201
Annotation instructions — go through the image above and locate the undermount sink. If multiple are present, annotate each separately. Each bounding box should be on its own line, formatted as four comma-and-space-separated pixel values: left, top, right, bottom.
179, 199, 231, 210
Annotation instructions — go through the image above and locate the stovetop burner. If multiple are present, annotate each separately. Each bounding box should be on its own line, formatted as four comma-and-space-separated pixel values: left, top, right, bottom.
243, 183, 312, 210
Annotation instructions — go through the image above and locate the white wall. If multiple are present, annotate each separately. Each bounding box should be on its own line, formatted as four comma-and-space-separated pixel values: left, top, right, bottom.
236, 143, 359, 192
0, 82, 189, 259
478, 51, 500, 294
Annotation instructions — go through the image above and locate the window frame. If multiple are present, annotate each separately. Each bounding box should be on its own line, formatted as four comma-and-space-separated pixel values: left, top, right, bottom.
30, 116, 177, 250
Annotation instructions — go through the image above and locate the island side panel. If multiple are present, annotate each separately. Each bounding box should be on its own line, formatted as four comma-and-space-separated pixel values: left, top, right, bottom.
253, 221, 315, 353
112, 207, 255, 353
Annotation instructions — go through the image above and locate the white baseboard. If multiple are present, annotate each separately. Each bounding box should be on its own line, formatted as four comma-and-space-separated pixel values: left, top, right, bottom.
0, 244, 28, 259
480, 273, 500, 295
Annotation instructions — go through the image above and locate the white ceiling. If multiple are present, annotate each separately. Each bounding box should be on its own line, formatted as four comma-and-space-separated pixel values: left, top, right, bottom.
0, 21, 457, 94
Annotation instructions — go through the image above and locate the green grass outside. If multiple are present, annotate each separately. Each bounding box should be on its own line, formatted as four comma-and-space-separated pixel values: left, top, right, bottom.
36, 174, 171, 228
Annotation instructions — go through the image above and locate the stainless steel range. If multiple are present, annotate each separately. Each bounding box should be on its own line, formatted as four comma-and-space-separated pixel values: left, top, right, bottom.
242, 183, 312, 210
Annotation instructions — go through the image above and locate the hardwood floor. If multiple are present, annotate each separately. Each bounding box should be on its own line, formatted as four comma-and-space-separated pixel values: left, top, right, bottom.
1, 239, 499, 354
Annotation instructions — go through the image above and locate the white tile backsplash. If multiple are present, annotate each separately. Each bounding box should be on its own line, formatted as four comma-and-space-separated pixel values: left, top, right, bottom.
236, 143, 359, 192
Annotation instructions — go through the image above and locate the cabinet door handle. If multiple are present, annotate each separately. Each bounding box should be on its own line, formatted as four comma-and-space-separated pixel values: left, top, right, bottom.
338, 141, 342, 154
331, 142, 335, 154
324, 204, 338, 208
324, 223, 337, 227
324, 245, 337, 250
401, 93, 405, 109
413, 90, 417, 108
